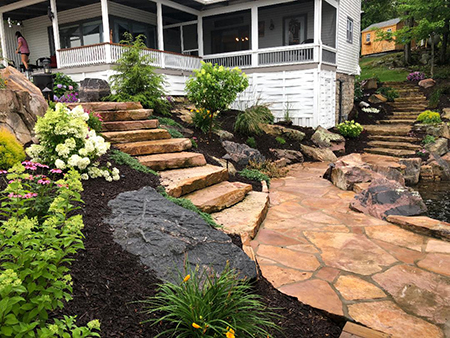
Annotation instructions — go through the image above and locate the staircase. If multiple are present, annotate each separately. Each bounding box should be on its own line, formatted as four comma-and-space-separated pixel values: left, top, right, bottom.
69, 102, 269, 238
363, 82, 426, 157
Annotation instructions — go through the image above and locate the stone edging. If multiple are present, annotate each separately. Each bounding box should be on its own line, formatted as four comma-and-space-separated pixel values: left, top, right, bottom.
386, 215, 450, 242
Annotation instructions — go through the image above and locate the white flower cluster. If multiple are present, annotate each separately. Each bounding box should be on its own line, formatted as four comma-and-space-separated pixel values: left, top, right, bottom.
27, 104, 119, 181
362, 107, 380, 114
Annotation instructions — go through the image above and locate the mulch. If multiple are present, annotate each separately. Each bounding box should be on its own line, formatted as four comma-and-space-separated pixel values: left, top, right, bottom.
48, 154, 345, 337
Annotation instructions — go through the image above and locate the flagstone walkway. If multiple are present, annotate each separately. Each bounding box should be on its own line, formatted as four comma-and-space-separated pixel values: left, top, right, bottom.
251, 162, 450, 338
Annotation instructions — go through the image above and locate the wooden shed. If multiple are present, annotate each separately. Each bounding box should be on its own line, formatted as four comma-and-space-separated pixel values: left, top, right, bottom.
361, 18, 403, 56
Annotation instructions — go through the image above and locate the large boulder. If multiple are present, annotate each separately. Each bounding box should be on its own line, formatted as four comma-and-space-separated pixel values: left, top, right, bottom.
301, 144, 337, 162
418, 78, 436, 89
413, 123, 450, 139
107, 186, 257, 282
214, 129, 234, 141
442, 108, 450, 120
222, 140, 265, 166
399, 158, 422, 185
311, 126, 345, 153
0, 67, 48, 144
363, 78, 378, 90
350, 178, 427, 220
270, 148, 304, 165
78, 78, 111, 102
425, 137, 448, 156
261, 124, 305, 142
368, 94, 387, 104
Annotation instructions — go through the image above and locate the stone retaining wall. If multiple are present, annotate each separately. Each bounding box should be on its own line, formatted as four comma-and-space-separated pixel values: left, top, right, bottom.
335, 72, 355, 124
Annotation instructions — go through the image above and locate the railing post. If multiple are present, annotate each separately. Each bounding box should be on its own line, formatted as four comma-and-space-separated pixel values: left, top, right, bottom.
50, 0, 61, 68
0, 12, 8, 67
251, 6, 258, 67
197, 15, 204, 57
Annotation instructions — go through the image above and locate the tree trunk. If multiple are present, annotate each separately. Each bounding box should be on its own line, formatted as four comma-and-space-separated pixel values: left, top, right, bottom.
431, 33, 435, 78
404, 15, 413, 65
440, 19, 449, 64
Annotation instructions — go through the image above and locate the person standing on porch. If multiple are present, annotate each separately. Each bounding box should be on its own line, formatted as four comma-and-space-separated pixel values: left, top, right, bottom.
15, 32, 30, 71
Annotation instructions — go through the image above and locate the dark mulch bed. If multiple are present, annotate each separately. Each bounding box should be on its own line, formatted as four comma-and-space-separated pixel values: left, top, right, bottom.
49, 155, 344, 337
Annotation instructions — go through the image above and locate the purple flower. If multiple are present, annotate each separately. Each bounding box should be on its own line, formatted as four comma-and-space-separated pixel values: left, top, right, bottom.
57, 84, 63, 89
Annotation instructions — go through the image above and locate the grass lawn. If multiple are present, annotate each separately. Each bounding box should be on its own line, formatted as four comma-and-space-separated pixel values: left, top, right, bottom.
359, 53, 410, 82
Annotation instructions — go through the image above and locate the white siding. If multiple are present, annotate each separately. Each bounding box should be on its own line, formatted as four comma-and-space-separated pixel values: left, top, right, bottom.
318, 69, 336, 128
336, 0, 361, 74
109, 2, 156, 25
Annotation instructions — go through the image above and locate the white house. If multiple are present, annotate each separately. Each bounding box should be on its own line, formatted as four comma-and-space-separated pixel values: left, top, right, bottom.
0, 0, 361, 128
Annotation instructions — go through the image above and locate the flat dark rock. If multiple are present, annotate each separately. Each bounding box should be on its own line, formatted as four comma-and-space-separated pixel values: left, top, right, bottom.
106, 186, 257, 282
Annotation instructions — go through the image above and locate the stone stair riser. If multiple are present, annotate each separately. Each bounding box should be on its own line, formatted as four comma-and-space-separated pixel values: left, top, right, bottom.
101, 120, 159, 132
377, 120, 416, 124
367, 141, 421, 151
368, 135, 420, 143
115, 138, 192, 156
365, 148, 417, 157
138, 152, 206, 171
98, 109, 153, 122
67, 102, 143, 111
103, 129, 171, 144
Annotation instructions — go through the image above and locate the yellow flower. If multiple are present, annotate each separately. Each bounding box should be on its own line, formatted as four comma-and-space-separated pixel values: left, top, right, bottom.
192, 323, 201, 329
183, 274, 191, 282
225, 327, 235, 338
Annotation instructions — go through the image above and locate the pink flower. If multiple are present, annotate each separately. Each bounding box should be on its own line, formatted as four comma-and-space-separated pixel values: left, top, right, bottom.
37, 178, 51, 185
0, 170, 7, 174
50, 169, 62, 174
24, 165, 37, 171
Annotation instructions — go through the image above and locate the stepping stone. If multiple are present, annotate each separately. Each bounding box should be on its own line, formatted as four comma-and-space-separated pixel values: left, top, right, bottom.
184, 181, 252, 213
368, 135, 420, 143
212, 191, 269, 242
115, 138, 192, 156
377, 119, 416, 124
367, 141, 421, 151
98, 109, 153, 122
364, 147, 417, 158
339, 322, 391, 338
101, 119, 159, 132
386, 215, 450, 241
103, 129, 170, 144
138, 152, 206, 171
160, 164, 228, 198
67, 101, 142, 111
363, 125, 411, 136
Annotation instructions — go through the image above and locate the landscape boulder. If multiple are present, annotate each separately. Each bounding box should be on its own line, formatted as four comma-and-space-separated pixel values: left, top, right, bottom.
368, 94, 387, 104
363, 78, 378, 90
311, 126, 345, 153
399, 158, 422, 185
107, 186, 257, 283
350, 178, 427, 220
418, 78, 436, 89
261, 124, 305, 142
301, 144, 337, 162
214, 129, 234, 141
413, 123, 450, 139
425, 137, 449, 156
270, 148, 304, 165
0, 66, 47, 144
222, 140, 265, 166
442, 108, 450, 120
78, 78, 111, 102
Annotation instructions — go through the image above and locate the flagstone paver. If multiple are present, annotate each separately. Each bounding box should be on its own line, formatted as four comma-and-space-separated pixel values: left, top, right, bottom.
251, 162, 450, 337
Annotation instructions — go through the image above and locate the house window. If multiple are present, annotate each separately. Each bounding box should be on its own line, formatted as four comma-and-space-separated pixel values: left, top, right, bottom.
347, 17, 353, 44
211, 26, 250, 54
59, 19, 103, 49
111, 17, 157, 49
366, 33, 371, 42
387, 28, 392, 32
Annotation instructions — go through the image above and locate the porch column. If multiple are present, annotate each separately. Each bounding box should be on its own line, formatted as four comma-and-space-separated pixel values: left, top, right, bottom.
156, 1, 164, 51
50, 0, 61, 67
313, 0, 322, 63
0, 12, 8, 67
100, 0, 111, 63
197, 15, 203, 57
251, 6, 258, 67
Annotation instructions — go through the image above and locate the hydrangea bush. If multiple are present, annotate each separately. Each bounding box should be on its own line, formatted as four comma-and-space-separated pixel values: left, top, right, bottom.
407, 71, 426, 82
27, 103, 119, 181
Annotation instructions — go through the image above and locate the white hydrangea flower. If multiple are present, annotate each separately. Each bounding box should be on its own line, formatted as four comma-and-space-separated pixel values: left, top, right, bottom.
55, 159, 66, 169
80, 173, 89, 180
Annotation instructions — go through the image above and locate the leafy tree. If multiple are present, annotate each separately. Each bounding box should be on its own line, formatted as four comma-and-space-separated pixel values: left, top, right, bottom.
361, 0, 398, 30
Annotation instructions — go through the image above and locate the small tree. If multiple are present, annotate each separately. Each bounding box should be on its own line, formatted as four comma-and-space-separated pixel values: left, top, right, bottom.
186, 62, 249, 136
107, 33, 165, 108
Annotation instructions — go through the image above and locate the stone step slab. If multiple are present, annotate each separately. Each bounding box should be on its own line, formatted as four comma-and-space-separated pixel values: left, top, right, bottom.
138, 152, 206, 171
386, 215, 450, 241
394, 97, 427, 102
115, 138, 192, 156
363, 125, 412, 136
364, 147, 417, 158
184, 181, 252, 213
389, 113, 419, 119
98, 109, 153, 122
212, 191, 269, 244
103, 129, 170, 144
368, 135, 420, 143
67, 102, 143, 111
390, 107, 427, 112
101, 119, 159, 132
367, 141, 421, 151
377, 119, 416, 124
339, 322, 391, 338
160, 164, 229, 198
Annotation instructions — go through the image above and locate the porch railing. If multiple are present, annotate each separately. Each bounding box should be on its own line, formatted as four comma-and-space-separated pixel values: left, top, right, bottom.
58, 43, 202, 71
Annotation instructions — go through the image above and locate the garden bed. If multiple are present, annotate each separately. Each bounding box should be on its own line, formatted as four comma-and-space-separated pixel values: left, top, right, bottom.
45, 153, 346, 337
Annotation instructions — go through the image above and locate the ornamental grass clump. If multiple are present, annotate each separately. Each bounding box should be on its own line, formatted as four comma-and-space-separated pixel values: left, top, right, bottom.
417, 110, 442, 124
337, 120, 363, 138
0, 128, 25, 170
26, 103, 119, 181
234, 105, 274, 136
0, 167, 100, 337
141, 262, 280, 338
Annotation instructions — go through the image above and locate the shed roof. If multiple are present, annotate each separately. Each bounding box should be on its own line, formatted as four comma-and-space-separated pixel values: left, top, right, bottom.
362, 18, 401, 32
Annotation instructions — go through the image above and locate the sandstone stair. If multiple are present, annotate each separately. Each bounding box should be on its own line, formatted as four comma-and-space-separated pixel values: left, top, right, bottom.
363, 82, 427, 158
76, 101, 268, 239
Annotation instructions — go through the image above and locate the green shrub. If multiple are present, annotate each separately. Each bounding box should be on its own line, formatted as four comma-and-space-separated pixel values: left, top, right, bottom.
156, 117, 183, 129
26, 103, 119, 181
417, 110, 442, 124
191, 108, 220, 134
0, 75, 7, 89
275, 136, 286, 145
186, 62, 249, 114
422, 135, 436, 145
153, 96, 172, 116
239, 168, 270, 187
53, 72, 78, 98
158, 188, 218, 228
376, 87, 399, 102
429, 85, 450, 109
0, 128, 25, 170
354, 77, 364, 101
141, 262, 280, 338
86, 110, 103, 134
105, 33, 165, 109
246, 136, 257, 148
0, 167, 100, 337
234, 105, 274, 135
337, 120, 364, 138
109, 149, 158, 176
